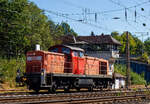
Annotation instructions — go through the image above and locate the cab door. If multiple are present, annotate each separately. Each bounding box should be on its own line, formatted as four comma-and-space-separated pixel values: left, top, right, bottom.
77, 52, 85, 74
73, 51, 85, 75
61, 47, 72, 73
72, 51, 78, 74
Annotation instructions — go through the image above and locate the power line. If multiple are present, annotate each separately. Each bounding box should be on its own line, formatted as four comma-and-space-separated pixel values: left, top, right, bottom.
108, 0, 150, 20
51, 0, 150, 32
56, 0, 150, 16
108, 0, 150, 31
109, 0, 150, 9
44, 9, 113, 32
56, 8, 124, 16
44, 10, 149, 35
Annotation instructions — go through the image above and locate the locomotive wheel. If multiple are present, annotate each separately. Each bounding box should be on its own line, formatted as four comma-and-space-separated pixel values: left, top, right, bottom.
74, 79, 79, 88
76, 87, 80, 91
48, 83, 57, 93
99, 87, 103, 91
88, 86, 93, 92
64, 86, 70, 92
48, 86, 56, 93
34, 88, 40, 93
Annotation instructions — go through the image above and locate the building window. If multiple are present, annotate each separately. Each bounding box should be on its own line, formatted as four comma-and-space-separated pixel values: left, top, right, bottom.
112, 45, 118, 50
107, 45, 110, 51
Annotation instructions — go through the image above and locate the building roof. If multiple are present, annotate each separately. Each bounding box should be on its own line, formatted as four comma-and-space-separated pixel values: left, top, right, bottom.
59, 34, 122, 45
115, 73, 126, 79
49, 45, 84, 52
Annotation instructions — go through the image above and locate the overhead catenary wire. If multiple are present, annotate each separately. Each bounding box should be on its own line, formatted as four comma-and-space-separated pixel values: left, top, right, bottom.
108, 0, 150, 20
55, 0, 150, 16
108, 0, 150, 32
109, 0, 150, 9
48, 0, 150, 34
44, 9, 113, 32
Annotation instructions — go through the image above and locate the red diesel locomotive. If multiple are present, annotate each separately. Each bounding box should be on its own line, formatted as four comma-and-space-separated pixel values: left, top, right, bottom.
25, 45, 114, 92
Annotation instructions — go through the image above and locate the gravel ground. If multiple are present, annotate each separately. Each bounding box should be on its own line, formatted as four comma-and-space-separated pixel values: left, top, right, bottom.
111, 100, 150, 104
89, 100, 150, 104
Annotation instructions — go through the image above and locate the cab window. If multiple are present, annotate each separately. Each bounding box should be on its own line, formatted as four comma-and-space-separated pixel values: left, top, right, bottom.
62, 47, 70, 54
50, 48, 58, 52
73, 51, 78, 57
79, 52, 84, 57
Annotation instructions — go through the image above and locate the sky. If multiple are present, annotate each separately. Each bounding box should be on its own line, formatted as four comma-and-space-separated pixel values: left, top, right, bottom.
29, 0, 150, 41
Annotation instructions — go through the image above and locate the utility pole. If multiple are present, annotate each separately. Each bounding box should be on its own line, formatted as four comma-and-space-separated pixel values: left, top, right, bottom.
126, 31, 131, 89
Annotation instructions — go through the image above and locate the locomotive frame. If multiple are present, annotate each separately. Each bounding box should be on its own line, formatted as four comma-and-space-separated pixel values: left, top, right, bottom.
25, 72, 113, 93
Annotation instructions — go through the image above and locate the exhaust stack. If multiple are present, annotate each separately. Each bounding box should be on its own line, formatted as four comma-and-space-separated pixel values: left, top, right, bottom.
35, 44, 40, 51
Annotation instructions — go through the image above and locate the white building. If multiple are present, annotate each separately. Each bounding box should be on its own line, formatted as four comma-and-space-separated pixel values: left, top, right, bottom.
112, 73, 126, 89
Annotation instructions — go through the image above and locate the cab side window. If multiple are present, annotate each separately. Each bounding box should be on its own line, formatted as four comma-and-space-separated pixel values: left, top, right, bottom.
50, 48, 58, 52
73, 51, 84, 57
79, 52, 84, 57
62, 47, 70, 54
73, 51, 78, 57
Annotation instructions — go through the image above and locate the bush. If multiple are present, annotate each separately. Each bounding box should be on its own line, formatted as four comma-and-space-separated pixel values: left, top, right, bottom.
136, 52, 149, 63
0, 57, 25, 87
130, 71, 146, 85
114, 64, 146, 85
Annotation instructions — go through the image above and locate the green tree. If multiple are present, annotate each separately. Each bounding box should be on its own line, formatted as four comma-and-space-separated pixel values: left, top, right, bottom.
134, 37, 144, 55
0, 0, 30, 57
144, 37, 150, 55
60, 22, 78, 36
120, 32, 136, 55
137, 52, 149, 63
111, 31, 120, 41
111, 31, 144, 56
0, 0, 78, 57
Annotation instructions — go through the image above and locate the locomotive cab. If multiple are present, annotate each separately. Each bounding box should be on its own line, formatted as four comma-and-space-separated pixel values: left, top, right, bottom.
49, 45, 85, 75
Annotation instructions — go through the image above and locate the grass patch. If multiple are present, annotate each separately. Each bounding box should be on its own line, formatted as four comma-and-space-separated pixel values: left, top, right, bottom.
0, 57, 25, 88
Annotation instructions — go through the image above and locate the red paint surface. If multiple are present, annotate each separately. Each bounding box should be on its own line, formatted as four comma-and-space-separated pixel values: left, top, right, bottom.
26, 45, 109, 76
26, 51, 64, 74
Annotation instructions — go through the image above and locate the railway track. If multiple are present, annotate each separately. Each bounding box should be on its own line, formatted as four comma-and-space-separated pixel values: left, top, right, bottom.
0, 89, 30, 96
0, 88, 148, 96
0, 89, 150, 104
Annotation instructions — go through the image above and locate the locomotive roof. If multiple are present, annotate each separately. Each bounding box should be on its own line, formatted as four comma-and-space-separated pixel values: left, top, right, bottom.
49, 45, 84, 52
63, 45, 84, 52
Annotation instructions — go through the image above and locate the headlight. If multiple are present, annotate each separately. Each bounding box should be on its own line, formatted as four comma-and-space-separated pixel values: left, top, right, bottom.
23, 77, 27, 81
41, 72, 44, 76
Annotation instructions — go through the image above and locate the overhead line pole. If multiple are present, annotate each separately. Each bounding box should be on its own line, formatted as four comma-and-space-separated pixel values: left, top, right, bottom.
126, 31, 131, 89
